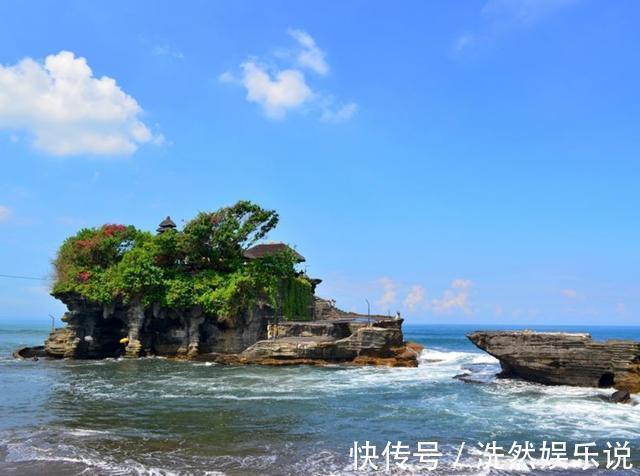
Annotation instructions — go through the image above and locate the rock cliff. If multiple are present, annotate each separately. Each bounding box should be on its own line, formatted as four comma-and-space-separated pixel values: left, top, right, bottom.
468, 331, 640, 393
41, 292, 271, 359
24, 294, 419, 367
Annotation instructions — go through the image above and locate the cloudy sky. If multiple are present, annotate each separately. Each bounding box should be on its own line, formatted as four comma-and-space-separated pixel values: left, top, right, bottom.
0, 0, 639, 325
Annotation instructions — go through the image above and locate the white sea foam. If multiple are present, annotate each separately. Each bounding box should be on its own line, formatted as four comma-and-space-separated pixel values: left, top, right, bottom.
157, 393, 315, 401
3, 430, 227, 475
295, 447, 604, 476
470, 354, 499, 364
146, 348, 495, 397
65, 428, 110, 437
492, 380, 640, 440
420, 349, 471, 364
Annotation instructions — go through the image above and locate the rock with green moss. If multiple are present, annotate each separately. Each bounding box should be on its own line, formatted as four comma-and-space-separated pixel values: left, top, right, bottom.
18, 200, 417, 366
42, 201, 312, 358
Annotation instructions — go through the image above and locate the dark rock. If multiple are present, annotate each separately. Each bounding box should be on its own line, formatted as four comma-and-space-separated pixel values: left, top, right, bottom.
468, 331, 640, 393
453, 373, 486, 384
611, 390, 631, 404
13, 346, 47, 359
40, 293, 271, 359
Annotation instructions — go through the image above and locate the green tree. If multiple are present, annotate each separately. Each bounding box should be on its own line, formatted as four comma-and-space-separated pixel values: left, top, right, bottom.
179, 201, 278, 272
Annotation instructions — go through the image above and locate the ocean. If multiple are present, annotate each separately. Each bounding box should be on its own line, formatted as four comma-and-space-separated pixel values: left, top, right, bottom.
1, 322, 639, 475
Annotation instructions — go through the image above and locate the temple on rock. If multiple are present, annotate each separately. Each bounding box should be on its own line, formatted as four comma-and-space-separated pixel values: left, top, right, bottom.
15, 202, 422, 367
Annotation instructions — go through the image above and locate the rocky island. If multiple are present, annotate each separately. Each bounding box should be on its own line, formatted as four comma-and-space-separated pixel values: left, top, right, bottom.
15, 201, 420, 367
468, 331, 640, 393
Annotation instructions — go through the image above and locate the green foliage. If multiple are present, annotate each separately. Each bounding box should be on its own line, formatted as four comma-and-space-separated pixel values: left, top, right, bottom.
282, 277, 313, 321
163, 273, 196, 310
110, 240, 164, 305
179, 201, 279, 272
51, 201, 309, 323
196, 271, 256, 326
51, 224, 148, 303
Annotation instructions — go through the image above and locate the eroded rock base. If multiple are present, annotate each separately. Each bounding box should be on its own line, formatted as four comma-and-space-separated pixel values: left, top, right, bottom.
17, 294, 422, 368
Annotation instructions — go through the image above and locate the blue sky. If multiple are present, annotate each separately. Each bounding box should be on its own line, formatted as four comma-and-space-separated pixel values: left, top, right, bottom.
0, 0, 639, 325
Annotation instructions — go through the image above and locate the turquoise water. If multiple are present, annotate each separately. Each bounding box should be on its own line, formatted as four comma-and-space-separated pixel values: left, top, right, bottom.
1, 322, 639, 475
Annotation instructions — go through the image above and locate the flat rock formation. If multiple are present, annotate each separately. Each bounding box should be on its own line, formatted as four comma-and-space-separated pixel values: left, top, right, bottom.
468, 331, 640, 393
196, 318, 422, 367
238, 319, 421, 367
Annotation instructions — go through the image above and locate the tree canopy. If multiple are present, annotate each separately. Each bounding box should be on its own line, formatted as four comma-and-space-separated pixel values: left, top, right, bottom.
52, 201, 312, 322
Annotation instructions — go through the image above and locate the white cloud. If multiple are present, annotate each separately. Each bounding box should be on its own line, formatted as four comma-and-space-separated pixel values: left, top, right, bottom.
377, 277, 397, 308
0, 205, 11, 222
404, 285, 425, 311
218, 71, 235, 83
152, 45, 184, 60
240, 61, 312, 119
321, 102, 358, 123
288, 29, 329, 76
561, 288, 578, 299
0, 51, 159, 156
221, 29, 355, 121
431, 279, 473, 315
452, 34, 475, 53
453, 0, 579, 53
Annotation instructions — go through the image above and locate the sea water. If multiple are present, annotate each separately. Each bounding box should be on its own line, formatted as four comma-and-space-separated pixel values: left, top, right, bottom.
1, 322, 639, 475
